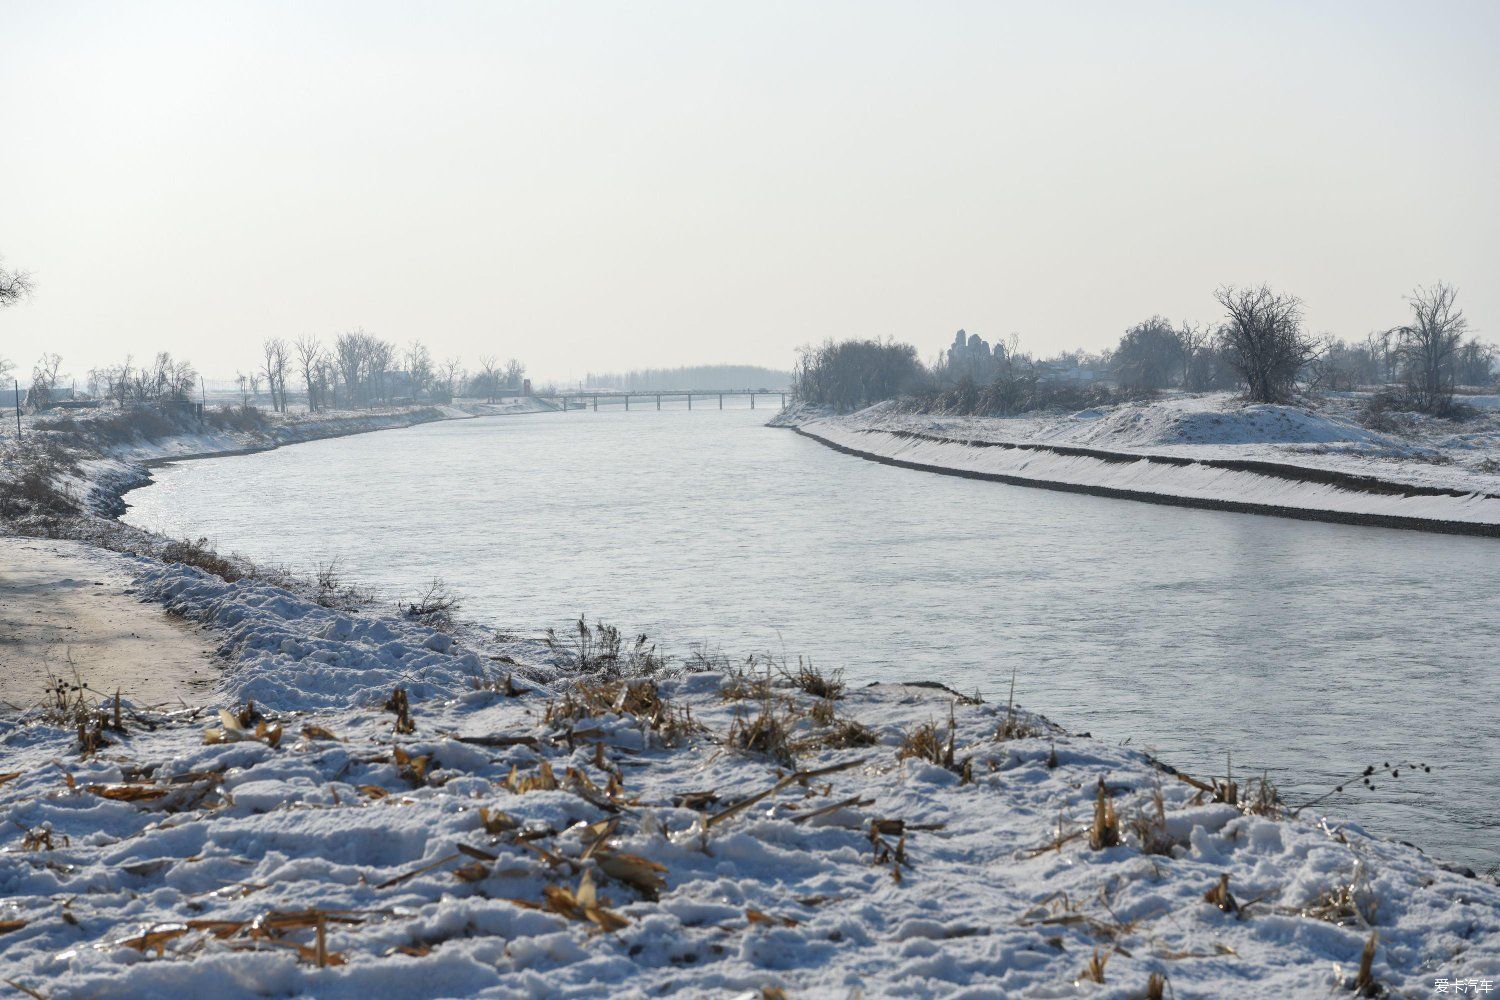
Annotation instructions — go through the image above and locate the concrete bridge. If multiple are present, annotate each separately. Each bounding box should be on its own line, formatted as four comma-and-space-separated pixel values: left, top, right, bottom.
532, 388, 788, 411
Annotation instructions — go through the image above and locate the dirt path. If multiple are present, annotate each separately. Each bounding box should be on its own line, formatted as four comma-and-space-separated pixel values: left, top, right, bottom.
0, 536, 219, 712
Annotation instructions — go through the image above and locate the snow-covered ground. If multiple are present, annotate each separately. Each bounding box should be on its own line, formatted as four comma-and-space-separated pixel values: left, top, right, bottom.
779, 393, 1500, 535
1, 556, 1494, 998
46, 399, 555, 518
1, 395, 1496, 996
812, 392, 1500, 495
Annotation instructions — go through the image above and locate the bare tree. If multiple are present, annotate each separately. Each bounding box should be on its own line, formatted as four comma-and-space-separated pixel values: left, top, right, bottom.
1213, 284, 1318, 404
333, 331, 368, 408
0, 257, 33, 308
27, 353, 64, 411
1394, 282, 1468, 415
437, 357, 466, 401
272, 339, 291, 411
1362, 328, 1398, 385
295, 336, 323, 412
504, 358, 526, 393
261, 337, 289, 413
475, 355, 500, 403
1455, 337, 1497, 389
405, 341, 435, 401
1178, 321, 1209, 388
366, 337, 395, 405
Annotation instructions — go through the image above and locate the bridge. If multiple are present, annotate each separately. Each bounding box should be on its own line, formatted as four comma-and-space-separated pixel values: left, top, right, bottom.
531, 388, 788, 412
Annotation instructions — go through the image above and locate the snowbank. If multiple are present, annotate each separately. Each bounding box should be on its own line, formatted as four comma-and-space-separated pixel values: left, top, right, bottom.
792, 400, 1500, 535
833, 392, 1500, 496
0, 561, 1493, 997
38, 399, 556, 518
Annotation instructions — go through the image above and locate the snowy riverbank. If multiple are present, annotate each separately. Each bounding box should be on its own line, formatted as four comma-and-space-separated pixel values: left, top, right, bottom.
1, 556, 1495, 997
73, 399, 555, 519
1, 398, 1496, 996
777, 394, 1500, 536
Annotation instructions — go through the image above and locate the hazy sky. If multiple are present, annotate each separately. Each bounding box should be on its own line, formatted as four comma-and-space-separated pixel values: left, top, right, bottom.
2, 1, 1496, 383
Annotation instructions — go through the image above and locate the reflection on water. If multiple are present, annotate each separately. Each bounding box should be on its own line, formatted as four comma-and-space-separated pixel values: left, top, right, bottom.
124, 406, 1500, 870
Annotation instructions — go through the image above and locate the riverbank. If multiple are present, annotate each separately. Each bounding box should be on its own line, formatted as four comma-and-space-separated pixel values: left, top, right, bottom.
1, 556, 1495, 997
0, 401, 1496, 996
776, 393, 1500, 536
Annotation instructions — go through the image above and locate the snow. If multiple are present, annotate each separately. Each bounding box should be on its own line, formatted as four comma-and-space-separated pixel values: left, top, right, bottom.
790, 393, 1500, 534
0, 559, 1495, 997
796, 423, 1500, 531
830, 392, 1500, 496
2, 395, 1497, 995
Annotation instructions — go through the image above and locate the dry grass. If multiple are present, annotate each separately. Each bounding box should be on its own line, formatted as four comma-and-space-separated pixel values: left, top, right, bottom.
1301, 863, 1378, 928
727, 698, 797, 767
160, 536, 240, 581
467, 666, 531, 698
545, 617, 670, 678
0, 437, 81, 521
313, 559, 374, 610
1242, 772, 1283, 818
1127, 778, 1174, 856
1077, 948, 1110, 984
546, 678, 695, 746
897, 721, 946, 765
1351, 931, 1380, 997
385, 687, 416, 734
1088, 777, 1121, 850
779, 659, 843, 700
995, 669, 1044, 741
817, 718, 877, 749
897, 704, 970, 781
1202, 873, 1238, 914
406, 577, 461, 631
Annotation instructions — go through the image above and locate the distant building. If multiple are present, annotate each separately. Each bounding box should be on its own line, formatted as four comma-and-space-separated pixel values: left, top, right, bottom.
945, 329, 1006, 381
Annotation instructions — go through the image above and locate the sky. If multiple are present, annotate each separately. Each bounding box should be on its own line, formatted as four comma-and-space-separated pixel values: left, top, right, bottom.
1, 1, 1497, 384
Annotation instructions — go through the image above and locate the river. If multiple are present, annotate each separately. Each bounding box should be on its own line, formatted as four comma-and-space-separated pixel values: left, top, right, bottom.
122, 405, 1500, 871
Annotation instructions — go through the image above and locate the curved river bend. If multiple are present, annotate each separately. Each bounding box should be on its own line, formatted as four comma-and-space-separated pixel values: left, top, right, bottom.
124, 406, 1500, 871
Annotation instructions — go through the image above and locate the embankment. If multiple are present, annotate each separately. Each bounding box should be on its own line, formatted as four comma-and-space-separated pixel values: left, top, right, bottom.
81, 399, 555, 518
791, 420, 1500, 537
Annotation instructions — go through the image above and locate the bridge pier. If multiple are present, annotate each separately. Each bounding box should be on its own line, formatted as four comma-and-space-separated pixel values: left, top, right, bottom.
751, 393, 756, 410
592, 396, 597, 412
687, 393, 692, 410
656, 394, 661, 410
625, 394, 630, 411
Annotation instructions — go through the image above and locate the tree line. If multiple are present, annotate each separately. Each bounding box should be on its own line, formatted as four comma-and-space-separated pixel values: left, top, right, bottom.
244, 332, 527, 412
794, 282, 1495, 417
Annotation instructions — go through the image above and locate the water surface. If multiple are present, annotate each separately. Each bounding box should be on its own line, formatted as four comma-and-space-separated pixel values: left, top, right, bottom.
124, 406, 1500, 870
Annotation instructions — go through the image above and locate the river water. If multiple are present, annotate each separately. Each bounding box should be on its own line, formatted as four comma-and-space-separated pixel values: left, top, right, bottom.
123, 406, 1500, 871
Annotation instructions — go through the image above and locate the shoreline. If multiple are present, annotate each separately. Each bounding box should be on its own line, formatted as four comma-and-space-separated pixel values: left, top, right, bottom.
0, 402, 1496, 994
101, 399, 557, 517
786, 419, 1500, 537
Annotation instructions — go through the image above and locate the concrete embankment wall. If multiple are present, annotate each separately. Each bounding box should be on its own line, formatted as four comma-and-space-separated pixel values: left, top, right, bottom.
793, 423, 1500, 537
